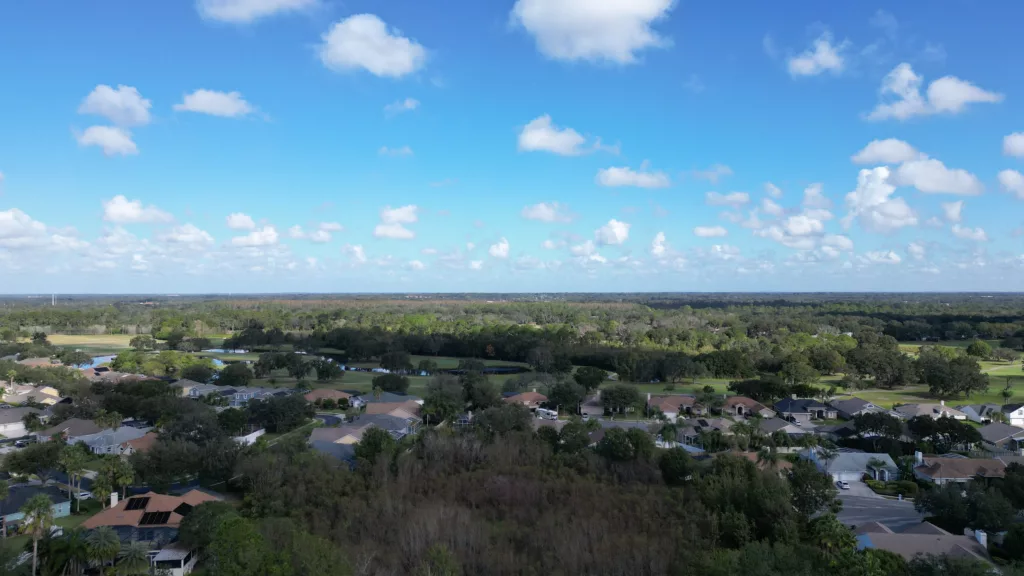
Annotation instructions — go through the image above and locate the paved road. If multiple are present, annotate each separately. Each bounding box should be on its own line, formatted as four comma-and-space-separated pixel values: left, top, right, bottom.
315, 413, 343, 427
838, 493, 923, 532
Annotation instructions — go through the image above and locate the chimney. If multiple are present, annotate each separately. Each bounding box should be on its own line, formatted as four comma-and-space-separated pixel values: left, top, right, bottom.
914, 451, 924, 465
111, 492, 119, 508
975, 529, 988, 548
647, 393, 651, 402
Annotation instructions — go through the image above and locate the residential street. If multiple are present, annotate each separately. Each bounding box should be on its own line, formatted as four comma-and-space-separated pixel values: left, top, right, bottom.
837, 492, 923, 532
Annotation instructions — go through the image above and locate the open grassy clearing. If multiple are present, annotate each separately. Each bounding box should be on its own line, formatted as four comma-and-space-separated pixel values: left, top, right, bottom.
347, 354, 528, 370
44, 333, 135, 354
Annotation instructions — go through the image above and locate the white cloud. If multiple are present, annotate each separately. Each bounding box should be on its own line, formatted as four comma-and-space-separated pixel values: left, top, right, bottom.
469, 260, 483, 270
406, 260, 426, 271
864, 250, 902, 264
466, 242, 476, 251
870, 9, 898, 39
570, 240, 607, 263
782, 214, 824, 236
693, 226, 728, 238
320, 222, 343, 232
0, 209, 48, 249
514, 256, 546, 271
131, 253, 149, 272
907, 242, 926, 260
161, 224, 214, 248
764, 182, 783, 198
173, 89, 254, 117
518, 115, 586, 156
521, 202, 573, 222
823, 234, 854, 251
102, 195, 172, 224
343, 244, 367, 263
951, 224, 988, 242
754, 226, 817, 250
421, 248, 437, 255
843, 167, 918, 233
384, 98, 419, 115
705, 191, 750, 208
374, 223, 415, 239
76, 126, 138, 156
78, 85, 151, 126
999, 169, 1024, 199
650, 232, 667, 257
510, 0, 674, 64
941, 201, 963, 223
197, 0, 316, 22
890, 158, 983, 195
788, 33, 848, 77
761, 198, 785, 216
851, 138, 921, 164
380, 205, 418, 225
541, 239, 563, 250
594, 219, 630, 246
1004, 133, 1024, 158
596, 165, 670, 188
379, 145, 413, 156
488, 237, 510, 258
692, 164, 733, 183
226, 213, 256, 230
866, 63, 1003, 121
319, 14, 427, 78
231, 226, 278, 247
802, 183, 832, 208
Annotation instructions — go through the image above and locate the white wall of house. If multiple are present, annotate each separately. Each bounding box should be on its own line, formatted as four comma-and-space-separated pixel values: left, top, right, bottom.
0, 422, 28, 438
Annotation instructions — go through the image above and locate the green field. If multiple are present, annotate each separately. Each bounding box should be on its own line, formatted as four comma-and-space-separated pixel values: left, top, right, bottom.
898, 340, 1002, 354
45, 333, 136, 355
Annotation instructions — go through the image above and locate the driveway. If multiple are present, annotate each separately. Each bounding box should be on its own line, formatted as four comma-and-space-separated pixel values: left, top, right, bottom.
840, 480, 879, 498
838, 492, 923, 532
315, 413, 343, 427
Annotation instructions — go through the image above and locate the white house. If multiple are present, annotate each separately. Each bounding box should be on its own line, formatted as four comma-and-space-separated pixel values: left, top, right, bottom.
1004, 404, 1024, 427
0, 407, 41, 438
800, 448, 900, 482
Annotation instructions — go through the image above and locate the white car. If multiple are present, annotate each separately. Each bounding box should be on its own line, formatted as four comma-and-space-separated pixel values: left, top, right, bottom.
76, 491, 93, 500
836, 481, 850, 490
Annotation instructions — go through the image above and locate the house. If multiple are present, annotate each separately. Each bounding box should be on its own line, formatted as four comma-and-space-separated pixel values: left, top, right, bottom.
829, 397, 888, 420
82, 490, 219, 545
16, 357, 58, 368
0, 407, 41, 438
913, 453, 1006, 485
801, 448, 900, 482
171, 379, 207, 396
957, 403, 1002, 424
35, 418, 106, 443
855, 521, 990, 564
358, 391, 423, 406
1003, 404, 1024, 427
310, 413, 419, 446
303, 389, 352, 404
893, 402, 967, 421
364, 400, 422, 419
646, 394, 703, 419
185, 384, 290, 407
232, 429, 265, 446
0, 485, 70, 532
503, 390, 548, 409
79, 426, 154, 455
120, 431, 159, 456
722, 396, 774, 418
773, 397, 837, 424
152, 543, 200, 576
2, 384, 64, 406
978, 422, 1024, 453
759, 417, 807, 437
815, 421, 859, 443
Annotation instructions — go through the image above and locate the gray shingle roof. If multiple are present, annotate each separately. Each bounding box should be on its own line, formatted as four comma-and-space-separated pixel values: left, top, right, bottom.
978, 422, 1024, 444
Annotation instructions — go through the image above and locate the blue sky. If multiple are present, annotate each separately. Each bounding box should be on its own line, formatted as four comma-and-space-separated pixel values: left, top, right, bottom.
1, 0, 1023, 293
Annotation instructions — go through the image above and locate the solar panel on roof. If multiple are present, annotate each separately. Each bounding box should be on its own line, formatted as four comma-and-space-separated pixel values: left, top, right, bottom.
139, 511, 171, 526
124, 497, 150, 511
173, 503, 193, 517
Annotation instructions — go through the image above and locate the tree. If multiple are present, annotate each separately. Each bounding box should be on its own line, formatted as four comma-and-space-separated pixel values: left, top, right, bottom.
601, 384, 641, 415
58, 444, 87, 512
5, 369, 15, 388
87, 525, 121, 570
596, 428, 634, 461
129, 335, 155, 351
966, 340, 992, 359
179, 501, 238, 550
907, 555, 992, 576
417, 359, 439, 374
0, 480, 7, 538
474, 404, 533, 435
218, 363, 254, 387
546, 381, 585, 412
807, 513, 856, 558
94, 409, 123, 430
461, 372, 499, 411
218, 408, 249, 436
312, 359, 342, 382
5, 441, 61, 484
966, 486, 1014, 532
380, 351, 413, 373
58, 350, 92, 367
102, 457, 136, 500
372, 373, 409, 394
1002, 523, 1024, 561
31, 332, 49, 346
21, 411, 43, 432
354, 427, 396, 466
915, 483, 969, 532
660, 448, 695, 485
21, 493, 54, 576
416, 544, 461, 576
573, 366, 606, 392
789, 460, 840, 518
204, 516, 268, 576
422, 375, 465, 424
116, 541, 151, 575
180, 364, 215, 384
92, 473, 113, 510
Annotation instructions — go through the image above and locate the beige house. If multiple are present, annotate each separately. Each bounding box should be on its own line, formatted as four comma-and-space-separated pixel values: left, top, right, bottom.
893, 401, 967, 421
3, 384, 64, 406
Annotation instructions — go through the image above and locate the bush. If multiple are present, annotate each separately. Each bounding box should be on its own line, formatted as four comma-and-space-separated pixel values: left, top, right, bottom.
894, 481, 918, 496
866, 480, 885, 490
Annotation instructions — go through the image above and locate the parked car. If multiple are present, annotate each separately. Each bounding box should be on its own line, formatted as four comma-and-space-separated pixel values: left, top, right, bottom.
13, 441, 28, 448
76, 491, 93, 500
836, 481, 850, 490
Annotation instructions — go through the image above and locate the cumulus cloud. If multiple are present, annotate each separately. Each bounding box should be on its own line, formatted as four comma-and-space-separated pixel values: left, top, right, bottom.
705, 192, 750, 208
510, 0, 674, 64
802, 183, 832, 208
469, 260, 483, 270
851, 138, 922, 164
596, 165, 670, 188
951, 224, 988, 242
595, 219, 630, 245
173, 89, 254, 117
0, 209, 49, 249
823, 234, 854, 251
761, 198, 785, 217
231, 226, 279, 247
161, 224, 214, 248
226, 213, 256, 230
197, 0, 317, 23
941, 201, 963, 223
289, 222, 342, 243
692, 164, 733, 183
375, 205, 419, 239
406, 260, 426, 271
999, 170, 1024, 199
76, 126, 138, 157
384, 98, 419, 116
488, 237, 510, 258
517, 115, 586, 155
866, 63, 1003, 121
693, 226, 728, 238
650, 232, 667, 257
78, 85, 151, 126
102, 195, 172, 224
890, 158, 983, 195
842, 167, 918, 233
570, 240, 607, 263
1005, 133, 1024, 158
319, 14, 427, 78
374, 223, 414, 239
907, 242, 926, 260
342, 244, 367, 263
764, 182, 783, 198
521, 202, 573, 222
863, 250, 902, 264
788, 33, 848, 77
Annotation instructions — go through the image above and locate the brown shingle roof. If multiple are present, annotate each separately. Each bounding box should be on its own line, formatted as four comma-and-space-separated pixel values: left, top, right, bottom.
503, 391, 548, 405
916, 457, 1006, 481
647, 395, 697, 413
365, 400, 421, 417
304, 389, 352, 402
122, 431, 159, 454
81, 489, 218, 530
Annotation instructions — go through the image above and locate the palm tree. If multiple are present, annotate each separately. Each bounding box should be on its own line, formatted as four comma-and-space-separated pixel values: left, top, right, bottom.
58, 446, 87, 513
4, 369, 15, 390
659, 423, 678, 446
113, 459, 134, 500
757, 447, 780, 471
0, 479, 7, 539
21, 493, 54, 576
87, 526, 121, 571
92, 475, 113, 510
115, 541, 151, 575
44, 527, 89, 576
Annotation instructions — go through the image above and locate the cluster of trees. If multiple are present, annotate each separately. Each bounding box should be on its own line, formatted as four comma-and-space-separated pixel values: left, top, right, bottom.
109, 350, 217, 379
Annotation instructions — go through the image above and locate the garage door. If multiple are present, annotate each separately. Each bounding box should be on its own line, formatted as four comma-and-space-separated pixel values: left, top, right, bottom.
832, 471, 862, 482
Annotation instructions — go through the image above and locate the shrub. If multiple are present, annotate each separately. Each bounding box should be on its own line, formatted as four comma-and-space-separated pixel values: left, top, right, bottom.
894, 481, 918, 495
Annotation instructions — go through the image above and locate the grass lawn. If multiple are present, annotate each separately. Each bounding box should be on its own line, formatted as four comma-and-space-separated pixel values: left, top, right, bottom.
4, 511, 94, 549
346, 355, 528, 370
45, 334, 136, 355
898, 340, 1002, 354
264, 419, 320, 445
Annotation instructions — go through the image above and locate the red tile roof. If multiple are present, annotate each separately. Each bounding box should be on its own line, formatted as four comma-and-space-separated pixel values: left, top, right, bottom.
82, 489, 218, 530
